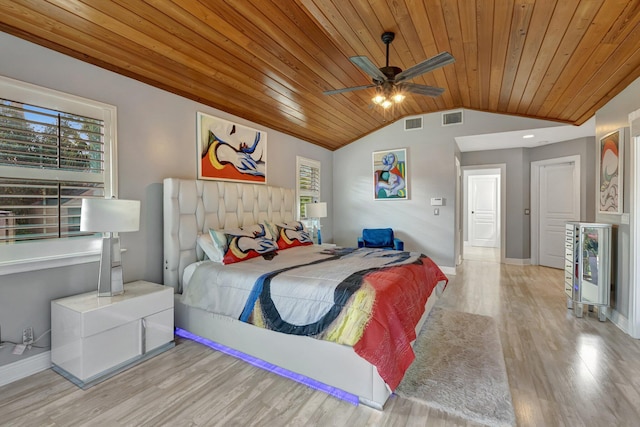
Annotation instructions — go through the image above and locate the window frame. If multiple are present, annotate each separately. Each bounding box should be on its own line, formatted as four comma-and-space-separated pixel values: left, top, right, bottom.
0, 75, 117, 275
296, 156, 321, 222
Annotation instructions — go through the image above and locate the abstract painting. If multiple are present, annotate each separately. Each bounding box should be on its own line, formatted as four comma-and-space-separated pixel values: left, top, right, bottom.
197, 112, 266, 183
372, 148, 408, 200
599, 128, 623, 214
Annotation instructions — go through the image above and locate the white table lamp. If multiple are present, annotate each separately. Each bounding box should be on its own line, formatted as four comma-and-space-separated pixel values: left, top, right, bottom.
81, 198, 140, 296
305, 202, 327, 245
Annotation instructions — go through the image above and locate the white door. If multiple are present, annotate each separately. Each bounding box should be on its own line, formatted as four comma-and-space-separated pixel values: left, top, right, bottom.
539, 162, 579, 268
469, 175, 499, 247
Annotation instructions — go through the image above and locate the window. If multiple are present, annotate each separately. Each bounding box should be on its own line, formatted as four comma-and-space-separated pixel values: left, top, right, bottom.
296, 156, 320, 220
0, 76, 117, 274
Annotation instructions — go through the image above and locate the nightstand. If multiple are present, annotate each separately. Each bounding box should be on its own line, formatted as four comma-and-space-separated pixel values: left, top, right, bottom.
51, 280, 174, 389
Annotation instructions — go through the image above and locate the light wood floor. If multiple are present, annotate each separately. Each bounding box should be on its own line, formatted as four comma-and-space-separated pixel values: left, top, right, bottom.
463, 242, 500, 263
2, 257, 640, 426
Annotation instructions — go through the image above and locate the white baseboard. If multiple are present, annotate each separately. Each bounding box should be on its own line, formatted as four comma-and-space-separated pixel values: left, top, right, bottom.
608, 309, 634, 337
504, 258, 531, 266
0, 351, 51, 388
438, 265, 457, 276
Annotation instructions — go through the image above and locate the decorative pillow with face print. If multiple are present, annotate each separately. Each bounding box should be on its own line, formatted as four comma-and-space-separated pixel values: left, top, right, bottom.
267, 220, 313, 250
221, 223, 278, 264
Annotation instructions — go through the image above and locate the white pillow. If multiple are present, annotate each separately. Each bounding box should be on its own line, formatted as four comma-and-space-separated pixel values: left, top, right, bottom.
197, 232, 224, 263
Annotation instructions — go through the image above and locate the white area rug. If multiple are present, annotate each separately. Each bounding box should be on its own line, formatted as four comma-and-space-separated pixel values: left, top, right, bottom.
396, 307, 516, 427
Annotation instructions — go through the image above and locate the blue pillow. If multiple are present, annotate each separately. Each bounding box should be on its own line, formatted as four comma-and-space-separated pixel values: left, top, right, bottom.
362, 228, 394, 248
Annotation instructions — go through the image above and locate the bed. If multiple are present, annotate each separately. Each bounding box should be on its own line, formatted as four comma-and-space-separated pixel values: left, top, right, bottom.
163, 178, 447, 409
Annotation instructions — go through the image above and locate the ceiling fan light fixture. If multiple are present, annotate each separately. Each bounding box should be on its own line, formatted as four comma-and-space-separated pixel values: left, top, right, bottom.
392, 92, 405, 103
325, 31, 454, 119
372, 94, 386, 104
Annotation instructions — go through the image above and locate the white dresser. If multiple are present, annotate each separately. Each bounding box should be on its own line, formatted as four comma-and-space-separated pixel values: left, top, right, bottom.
51, 280, 174, 388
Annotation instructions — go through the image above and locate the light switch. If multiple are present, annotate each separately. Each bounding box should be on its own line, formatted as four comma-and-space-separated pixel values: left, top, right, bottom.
434, 208, 439, 215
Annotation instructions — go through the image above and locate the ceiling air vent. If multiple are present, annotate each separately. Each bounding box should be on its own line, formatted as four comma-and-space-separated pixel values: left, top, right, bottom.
442, 110, 463, 126
404, 117, 423, 131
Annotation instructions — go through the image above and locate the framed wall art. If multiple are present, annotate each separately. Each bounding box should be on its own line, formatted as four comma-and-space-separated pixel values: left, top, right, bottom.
197, 112, 266, 183
372, 148, 408, 200
598, 128, 623, 214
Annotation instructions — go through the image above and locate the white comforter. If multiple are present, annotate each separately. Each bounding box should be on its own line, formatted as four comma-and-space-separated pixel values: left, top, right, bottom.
181, 245, 423, 327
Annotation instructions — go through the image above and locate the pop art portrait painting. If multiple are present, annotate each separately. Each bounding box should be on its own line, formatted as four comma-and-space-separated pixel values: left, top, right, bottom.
372, 148, 408, 200
197, 112, 266, 184
599, 128, 623, 214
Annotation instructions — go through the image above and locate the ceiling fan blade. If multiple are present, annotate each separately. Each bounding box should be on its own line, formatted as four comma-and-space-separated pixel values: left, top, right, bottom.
350, 56, 388, 82
395, 52, 455, 82
323, 84, 377, 96
401, 82, 446, 97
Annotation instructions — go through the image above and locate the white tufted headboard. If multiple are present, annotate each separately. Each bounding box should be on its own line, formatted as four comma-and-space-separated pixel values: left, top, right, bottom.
163, 178, 296, 291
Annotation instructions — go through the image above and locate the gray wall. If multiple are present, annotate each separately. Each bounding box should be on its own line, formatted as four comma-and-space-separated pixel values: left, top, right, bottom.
332, 109, 567, 268
461, 137, 596, 259
0, 32, 332, 359
594, 76, 640, 322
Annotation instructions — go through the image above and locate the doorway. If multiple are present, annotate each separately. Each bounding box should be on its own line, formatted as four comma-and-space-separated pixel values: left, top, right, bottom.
531, 155, 580, 268
462, 166, 505, 263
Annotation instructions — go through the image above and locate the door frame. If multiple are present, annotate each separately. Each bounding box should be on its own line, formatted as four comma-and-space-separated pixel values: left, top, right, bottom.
631, 133, 640, 338
461, 164, 506, 263
627, 110, 640, 338
455, 157, 462, 265
530, 155, 580, 266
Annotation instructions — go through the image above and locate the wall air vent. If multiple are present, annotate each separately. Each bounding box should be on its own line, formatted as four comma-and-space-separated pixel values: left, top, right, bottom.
404, 117, 423, 131
442, 110, 463, 126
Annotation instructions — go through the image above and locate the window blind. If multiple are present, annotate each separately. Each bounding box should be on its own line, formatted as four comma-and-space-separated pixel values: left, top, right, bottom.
0, 98, 105, 243
296, 156, 321, 219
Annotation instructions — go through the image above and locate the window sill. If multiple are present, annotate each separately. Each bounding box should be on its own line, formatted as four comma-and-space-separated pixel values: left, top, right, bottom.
0, 237, 105, 277
0, 249, 103, 276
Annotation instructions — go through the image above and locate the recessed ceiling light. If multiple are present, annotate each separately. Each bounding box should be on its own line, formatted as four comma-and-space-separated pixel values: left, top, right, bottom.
523, 134, 535, 139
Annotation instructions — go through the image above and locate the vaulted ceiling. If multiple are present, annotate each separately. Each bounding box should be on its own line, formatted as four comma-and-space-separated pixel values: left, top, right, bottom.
1, 1, 640, 151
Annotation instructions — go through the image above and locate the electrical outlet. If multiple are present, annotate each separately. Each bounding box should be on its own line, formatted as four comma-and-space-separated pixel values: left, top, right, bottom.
22, 327, 34, 346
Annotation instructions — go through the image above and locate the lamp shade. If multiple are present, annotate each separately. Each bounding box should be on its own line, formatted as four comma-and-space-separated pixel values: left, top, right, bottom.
80, 198, 140, 233
305, 202, 327, 218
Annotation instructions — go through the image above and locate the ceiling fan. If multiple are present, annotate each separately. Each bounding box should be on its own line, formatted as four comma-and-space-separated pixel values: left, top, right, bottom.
324, 32, 455, 108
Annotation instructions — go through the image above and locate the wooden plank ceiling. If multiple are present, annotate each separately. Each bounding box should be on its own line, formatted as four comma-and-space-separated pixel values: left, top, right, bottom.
1, 1, 640, 151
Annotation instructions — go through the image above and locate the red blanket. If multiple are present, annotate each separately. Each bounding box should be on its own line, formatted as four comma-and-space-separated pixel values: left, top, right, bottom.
353, 256, 448, 389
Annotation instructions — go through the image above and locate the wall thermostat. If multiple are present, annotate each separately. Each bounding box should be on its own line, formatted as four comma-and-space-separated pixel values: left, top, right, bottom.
430, 197, 443, 206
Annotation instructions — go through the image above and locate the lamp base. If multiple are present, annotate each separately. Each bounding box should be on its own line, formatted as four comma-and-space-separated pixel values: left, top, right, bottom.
97, 235, 124, 297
